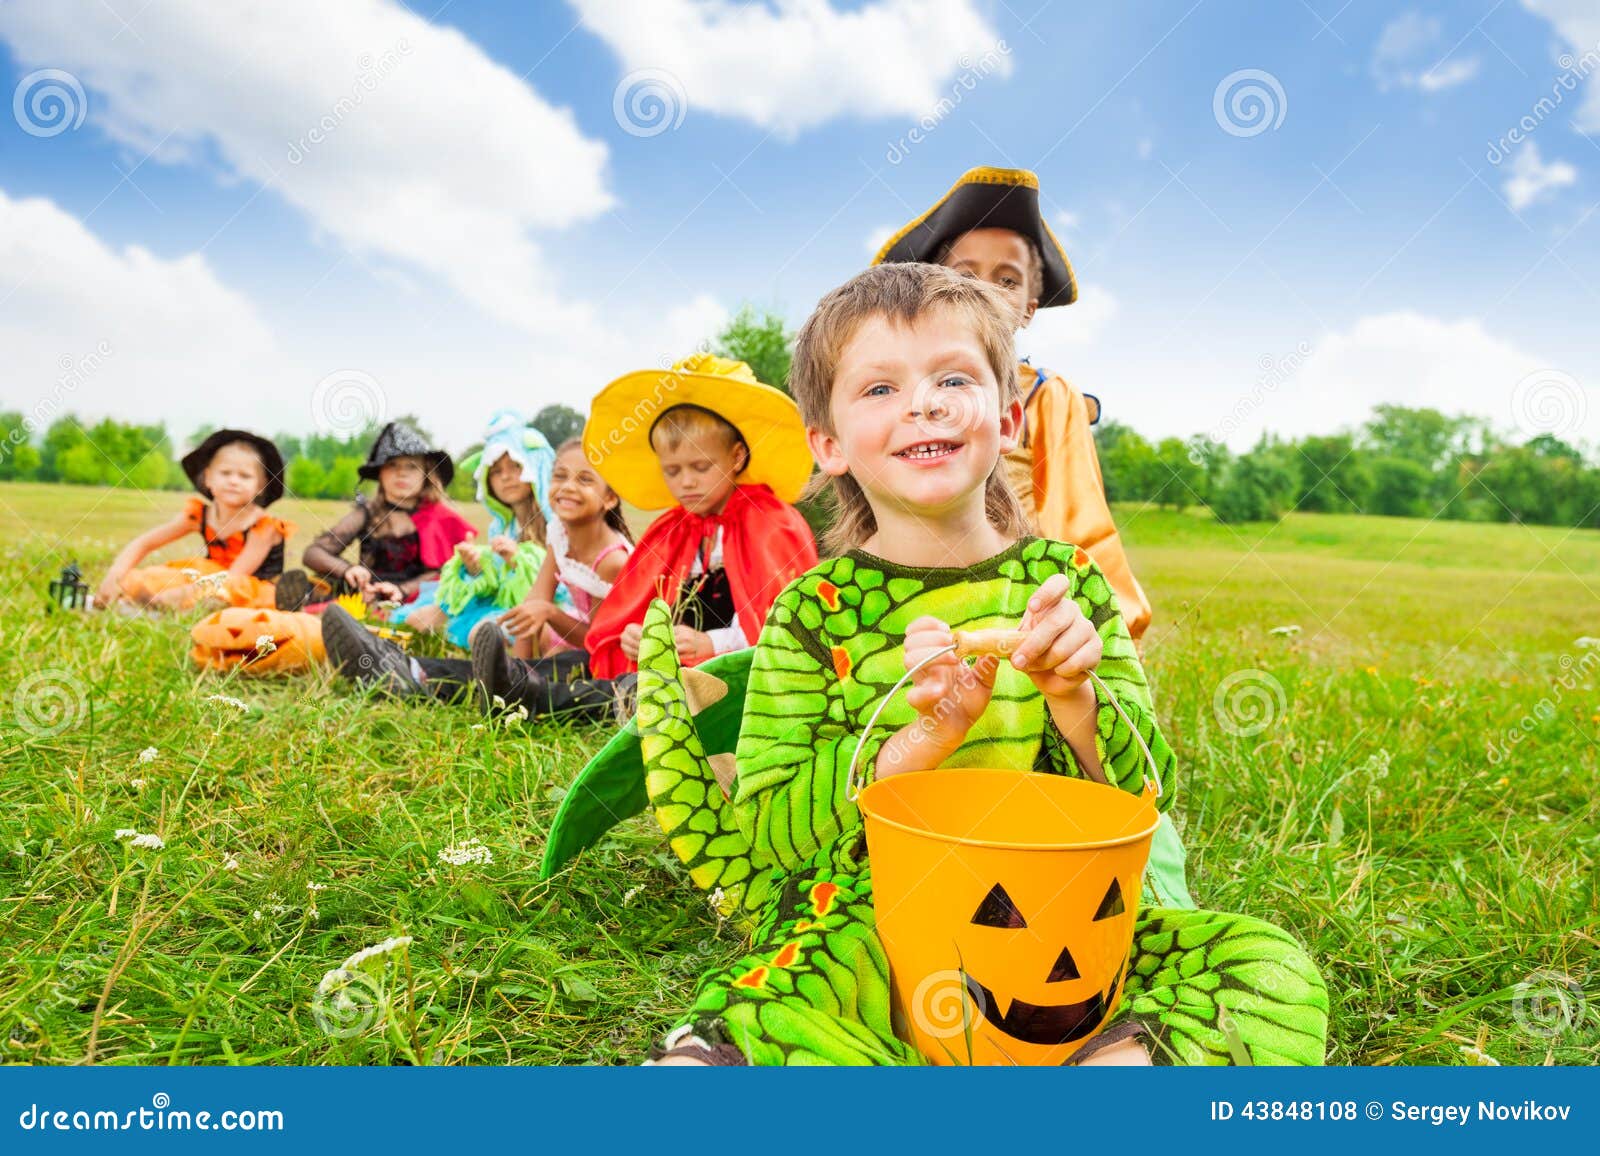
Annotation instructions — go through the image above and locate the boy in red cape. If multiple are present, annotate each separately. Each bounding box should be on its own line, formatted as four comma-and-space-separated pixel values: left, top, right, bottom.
584, 353, 818, 679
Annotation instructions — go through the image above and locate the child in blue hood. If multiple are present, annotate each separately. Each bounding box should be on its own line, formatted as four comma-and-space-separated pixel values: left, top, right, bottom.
392, 411, 557, 648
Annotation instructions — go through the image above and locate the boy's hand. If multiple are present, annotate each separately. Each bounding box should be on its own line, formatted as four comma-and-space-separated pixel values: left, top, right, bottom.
672, 625, 715, 665
620, 623, 644, 660
1010, 574, 1102, 698
488, 535, 518, 563
903, 615, 999, 752
455, 542, 482, 574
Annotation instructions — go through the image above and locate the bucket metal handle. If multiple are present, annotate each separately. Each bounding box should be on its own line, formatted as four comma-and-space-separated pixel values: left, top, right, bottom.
845, 628, 1164, 803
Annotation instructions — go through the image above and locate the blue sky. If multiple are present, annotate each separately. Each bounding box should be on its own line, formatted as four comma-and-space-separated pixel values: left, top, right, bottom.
1, 0, 1596, 454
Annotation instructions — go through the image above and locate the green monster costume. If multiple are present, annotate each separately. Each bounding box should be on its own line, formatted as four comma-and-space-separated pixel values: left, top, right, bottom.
547, 538, 1329, 1065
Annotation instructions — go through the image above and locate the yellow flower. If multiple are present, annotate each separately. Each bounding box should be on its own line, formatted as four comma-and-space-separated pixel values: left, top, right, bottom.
336, 592, 367, 620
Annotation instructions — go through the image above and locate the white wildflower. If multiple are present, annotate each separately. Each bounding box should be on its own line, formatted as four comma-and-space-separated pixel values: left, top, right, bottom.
307, 907, 319, 920
1269, 624, 1301, 637
114, 828, 138, 840
1574, 636, 1599, 648
307, 882, 328, 892
129, 833, 165, 851
130, 778, 147, 791
252, 909, 262, 921
223, 854, 240, 872
137, 747, 159, 763
254, 634, 278, 654
340, 936, 414, 973
708, 886, 725, 911
622, 885, 644, 906
437, 839, 494, 867
205, 694, 250, 712
1459, 1044, 1500, 1066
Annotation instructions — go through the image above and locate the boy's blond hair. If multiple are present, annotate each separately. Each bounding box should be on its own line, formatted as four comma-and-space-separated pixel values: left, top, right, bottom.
649, 404, 748, 468
790, 262, 1030, 553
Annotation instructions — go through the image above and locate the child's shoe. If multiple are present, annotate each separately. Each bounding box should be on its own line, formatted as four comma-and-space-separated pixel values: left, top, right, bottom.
274, 569, 312, 612
469, 620, 539, 713
323, 605, 421, 697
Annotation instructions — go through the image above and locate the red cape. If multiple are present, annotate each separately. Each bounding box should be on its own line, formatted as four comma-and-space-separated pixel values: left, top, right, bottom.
411, 500, 477, 569
586, 484, 818, 679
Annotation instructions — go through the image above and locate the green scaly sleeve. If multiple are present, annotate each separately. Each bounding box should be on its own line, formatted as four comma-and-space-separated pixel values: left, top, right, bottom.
731, 581, 879, 872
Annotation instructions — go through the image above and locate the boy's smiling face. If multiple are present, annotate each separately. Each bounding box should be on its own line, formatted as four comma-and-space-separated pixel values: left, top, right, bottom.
943, 227, 1039, 330
809, 307, 1022, 520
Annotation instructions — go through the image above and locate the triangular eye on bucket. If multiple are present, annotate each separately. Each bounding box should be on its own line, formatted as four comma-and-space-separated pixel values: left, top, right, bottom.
1093, 878, 1125, 921
971, 883, 1027, 928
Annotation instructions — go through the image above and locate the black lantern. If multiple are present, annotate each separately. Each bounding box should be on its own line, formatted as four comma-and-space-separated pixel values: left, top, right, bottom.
49, 562, 91, 611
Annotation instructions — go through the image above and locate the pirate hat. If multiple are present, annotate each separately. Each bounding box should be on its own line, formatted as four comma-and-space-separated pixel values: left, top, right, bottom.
872, 166, 1078, 308
584, 353, 812, 512
358, 422, 454, 488
181, 429, 287, 507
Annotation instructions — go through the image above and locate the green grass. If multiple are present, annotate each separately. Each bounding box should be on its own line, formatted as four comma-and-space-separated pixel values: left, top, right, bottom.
1, 482, 1596, 1066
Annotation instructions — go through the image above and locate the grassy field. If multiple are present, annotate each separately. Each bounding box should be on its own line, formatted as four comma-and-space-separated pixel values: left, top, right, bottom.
1, 480, 1596, 1066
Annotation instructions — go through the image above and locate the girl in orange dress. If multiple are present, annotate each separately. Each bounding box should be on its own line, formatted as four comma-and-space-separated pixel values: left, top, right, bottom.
97, 429, 293, 611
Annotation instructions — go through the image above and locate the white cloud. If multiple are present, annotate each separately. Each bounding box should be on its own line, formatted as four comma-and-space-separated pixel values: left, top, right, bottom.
1520, 0, 1600, 132
571, 0, 1010, 136
0, 0, 614, 337
1371, 11, 1481, 92
1053, 210, 1081, 233
1017, 286, 1119, 365
0, 188, 280, 437
0, 187, 731, 452
1258, 312, 1594, 444
865, 224, 897, 256
1504, 142, 1579, 209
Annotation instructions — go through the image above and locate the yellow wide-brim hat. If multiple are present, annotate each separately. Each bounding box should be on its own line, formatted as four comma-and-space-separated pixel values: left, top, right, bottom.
583, 353, 813, 512
871, 166, 1078, 308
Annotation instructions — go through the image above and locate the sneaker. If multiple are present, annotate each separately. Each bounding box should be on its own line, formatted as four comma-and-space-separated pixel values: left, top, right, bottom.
469, 620, 539, 714
322, 605, 420, 697
274, 569, 312, 612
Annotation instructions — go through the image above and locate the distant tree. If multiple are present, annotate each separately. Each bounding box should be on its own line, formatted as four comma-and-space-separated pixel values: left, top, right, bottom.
1294, 434, 1371, 513
532, 404, 585, 447
1095, 422, 1159, 502
1362, 405, 1468, 471
713, 305, 794, 392
1212, 444, 1296, 524
1366, 457, 1433, 517
1151, 438, 1203, 510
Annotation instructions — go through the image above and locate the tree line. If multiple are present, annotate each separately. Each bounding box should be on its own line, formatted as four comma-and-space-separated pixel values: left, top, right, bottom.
3, 307, 1594, 529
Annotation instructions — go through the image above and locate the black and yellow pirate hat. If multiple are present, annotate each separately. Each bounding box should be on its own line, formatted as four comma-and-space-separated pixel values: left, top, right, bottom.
871, 166, 1078, 308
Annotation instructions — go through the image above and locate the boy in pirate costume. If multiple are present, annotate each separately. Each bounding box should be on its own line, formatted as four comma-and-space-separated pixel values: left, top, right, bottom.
557, 266, 1326, 1067
872, 166, 1153, 641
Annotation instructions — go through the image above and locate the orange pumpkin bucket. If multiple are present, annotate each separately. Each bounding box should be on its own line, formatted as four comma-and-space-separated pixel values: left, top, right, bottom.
849, 630, 1161, 1065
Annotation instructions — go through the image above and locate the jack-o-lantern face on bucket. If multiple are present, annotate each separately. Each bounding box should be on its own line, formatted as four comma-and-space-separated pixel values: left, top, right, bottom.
960, 876, 1129, 1047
